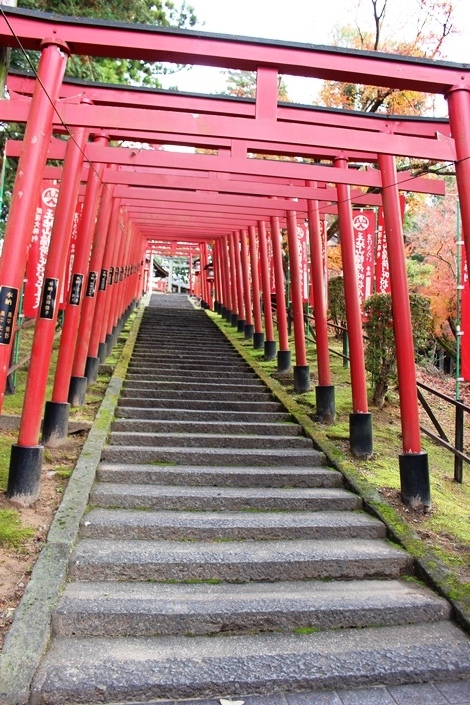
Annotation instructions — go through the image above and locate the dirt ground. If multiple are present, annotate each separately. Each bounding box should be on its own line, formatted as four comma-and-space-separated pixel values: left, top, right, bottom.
0, 432, 88, 650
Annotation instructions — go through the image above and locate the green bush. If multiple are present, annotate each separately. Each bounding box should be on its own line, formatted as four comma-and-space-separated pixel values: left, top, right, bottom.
364, 293, 432, 408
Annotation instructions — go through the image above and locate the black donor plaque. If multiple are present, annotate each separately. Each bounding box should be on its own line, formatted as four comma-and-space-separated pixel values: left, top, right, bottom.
69, 273, 84, 306
39, 278, 59, 320
99, 268, 108, 291
0, 286, 19, 345
108, 267, 114, 286
86, 271, 98, 298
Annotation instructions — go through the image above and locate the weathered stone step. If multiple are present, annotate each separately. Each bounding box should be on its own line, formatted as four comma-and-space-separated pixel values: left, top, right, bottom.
125, 369, 259, 381
100, 445, 327, 467
52, 579, 451, 638
32, 621, 470, 704
90, 483, 361, 511
129, 350, 245, 359
117, 398, 283, 412
111, 419, 303, 437
129, 353, 246, 374
119, 388, 272, 401
115, 407, 290, 423
108, 431, 313, 450
80, 508, 384, 541
69, 537, 412, 582
96, 463, 340, 487
122, 379, 266, 392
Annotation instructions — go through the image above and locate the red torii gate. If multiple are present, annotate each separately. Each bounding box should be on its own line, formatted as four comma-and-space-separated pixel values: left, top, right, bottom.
0, 7, 469, 512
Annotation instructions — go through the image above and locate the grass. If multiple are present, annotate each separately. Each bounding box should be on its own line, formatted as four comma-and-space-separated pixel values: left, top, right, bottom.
0, 509, 35, 548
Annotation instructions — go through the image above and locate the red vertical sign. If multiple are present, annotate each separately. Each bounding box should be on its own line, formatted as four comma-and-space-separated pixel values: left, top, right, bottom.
461, 246, 470, 381
60, 202, 83, 310
296, 222, 309, 303
263, 229, 277, 295
24, 182, 59, 317
376, 196, 405, 295
352, 210, 375, 306
375, 207, 391, 294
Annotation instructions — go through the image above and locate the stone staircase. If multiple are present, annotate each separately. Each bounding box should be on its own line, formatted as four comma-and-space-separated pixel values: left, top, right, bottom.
30, 294, 470, 704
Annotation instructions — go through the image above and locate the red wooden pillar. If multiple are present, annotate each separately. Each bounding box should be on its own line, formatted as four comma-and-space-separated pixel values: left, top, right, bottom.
257, 220, 276, 360
87, 197, 121, 376
447, 86, 470, 275
248, 226, 264, 350
221, 236, 232, 321
239, 229, 254, 339
213, 241, 223, 314
97, 202, 122, 362
42, 134, 109, 444
232, 231, 246, 332
200, 243, 209, 309
335, 157, 372, 457
270, 216, 291, 372
199, 243, 206, 307
0, 41, 68, 426
7, 126, 86, 504
306, 185, 335, 422
71, 181, 117, 393
228, 233, 239, 327
286, 210, 310, 392
379, 152, 430, 509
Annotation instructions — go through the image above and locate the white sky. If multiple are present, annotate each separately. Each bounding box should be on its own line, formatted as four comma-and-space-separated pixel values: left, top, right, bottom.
158, 0, 470, 114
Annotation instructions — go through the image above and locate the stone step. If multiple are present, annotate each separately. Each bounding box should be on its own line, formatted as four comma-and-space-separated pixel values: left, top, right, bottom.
129, 353, 246, 374
132, 350, 244, 360
96, 463, 341, 487
110, 419, 303, 437
32, 621, 470, 704
80, 508, 384, 541
90, 483, 361, 511
125, 370, 259, 381
107, 431, 313, 450
119, 388, 272, 401
122, 379, 266, 392
116, 398, 283, 412
52, 579, 451, 638
69, 537, 412, 582
115, 407, 290, 423
99, 445, 327, 467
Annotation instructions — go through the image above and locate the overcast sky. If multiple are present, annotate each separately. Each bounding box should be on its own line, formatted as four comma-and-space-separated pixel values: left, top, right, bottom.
158, 0, 470, 113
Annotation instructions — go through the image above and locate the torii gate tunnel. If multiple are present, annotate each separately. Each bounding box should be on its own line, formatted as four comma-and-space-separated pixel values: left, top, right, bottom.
0, 6, 469, 511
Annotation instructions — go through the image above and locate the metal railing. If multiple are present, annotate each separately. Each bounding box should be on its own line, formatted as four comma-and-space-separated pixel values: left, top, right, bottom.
417, 381, 469, 483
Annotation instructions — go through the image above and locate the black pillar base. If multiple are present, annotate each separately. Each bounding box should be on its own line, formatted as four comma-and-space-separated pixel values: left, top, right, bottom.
237, 319, 246, 333
253, 332, 264, 350
85, 355, 100, 386
224, 308, 232, 323
105, 332, 114, 357
294, 365, 311, 393
349, 412, 373, 459
220, 305, 226, 318
230, 313, 238, 328
399, 452, 431, 511
264, 340, 276, 361
214, 301, 221, 314
244, 323, 254, 340
68, 376, 87, 407
42, 401, 70, 447
7, 444, 44, 506
315, 385, 336, 424
98, 341, 108, 363
277, 349, 292, 373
